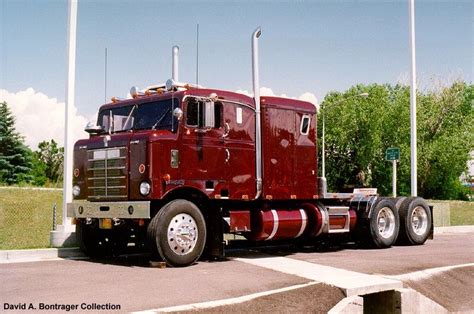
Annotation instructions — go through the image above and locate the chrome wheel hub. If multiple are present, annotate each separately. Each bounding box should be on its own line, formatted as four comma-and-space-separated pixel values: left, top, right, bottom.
167, 213, 198, 255
411, 206, 428, 236
377, 207, 396, 239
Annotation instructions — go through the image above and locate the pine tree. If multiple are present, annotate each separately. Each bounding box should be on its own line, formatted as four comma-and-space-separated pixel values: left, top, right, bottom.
0, 101, 33, 184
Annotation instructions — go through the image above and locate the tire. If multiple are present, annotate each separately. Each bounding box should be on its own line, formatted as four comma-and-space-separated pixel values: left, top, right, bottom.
76, 220, 128, 258
392, 197, 407, 211
147, 200, 207, 267
368, 198, 400, 248
398, 197, 432, 245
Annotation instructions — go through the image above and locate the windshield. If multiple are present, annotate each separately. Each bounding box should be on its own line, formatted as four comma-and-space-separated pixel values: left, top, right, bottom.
97, 99, 175, 133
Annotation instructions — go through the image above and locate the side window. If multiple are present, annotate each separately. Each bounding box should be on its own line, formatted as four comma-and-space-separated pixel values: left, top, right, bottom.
214, 101, 222, 128
186, 98, 222, 129
186, 99, 201, 127
300, 115, 311, 135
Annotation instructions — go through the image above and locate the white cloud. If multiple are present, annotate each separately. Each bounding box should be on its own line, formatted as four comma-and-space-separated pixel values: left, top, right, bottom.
235, 87, 319, 110
0, 87, 318, 151
0, 88, 90, 150
235, 89, 252, 97
298, 92, 319, 111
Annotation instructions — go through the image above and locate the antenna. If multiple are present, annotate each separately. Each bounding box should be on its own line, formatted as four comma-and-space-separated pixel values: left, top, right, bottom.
196, 23, 199, 87
104, 47, 108, 104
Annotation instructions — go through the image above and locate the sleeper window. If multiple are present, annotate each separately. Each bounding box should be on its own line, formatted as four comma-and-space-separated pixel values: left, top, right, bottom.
300, 115, 310, 135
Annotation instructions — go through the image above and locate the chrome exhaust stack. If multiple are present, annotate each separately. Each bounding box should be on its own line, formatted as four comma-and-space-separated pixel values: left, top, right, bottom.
252, 27, 262, 199
172, 45, 179, 82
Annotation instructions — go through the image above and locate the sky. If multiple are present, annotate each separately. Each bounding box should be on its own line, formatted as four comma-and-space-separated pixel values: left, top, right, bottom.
0, 0, 472, 149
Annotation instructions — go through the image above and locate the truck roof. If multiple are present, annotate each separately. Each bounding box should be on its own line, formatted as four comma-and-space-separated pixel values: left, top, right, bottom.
99, 87, 316, 114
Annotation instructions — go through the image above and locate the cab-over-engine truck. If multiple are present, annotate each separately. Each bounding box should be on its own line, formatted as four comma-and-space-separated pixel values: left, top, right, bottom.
68, 28, 433, 267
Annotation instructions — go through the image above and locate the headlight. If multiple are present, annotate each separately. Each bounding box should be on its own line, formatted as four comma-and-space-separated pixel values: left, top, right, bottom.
72, 185, 81, 197
139, 181, 151, 196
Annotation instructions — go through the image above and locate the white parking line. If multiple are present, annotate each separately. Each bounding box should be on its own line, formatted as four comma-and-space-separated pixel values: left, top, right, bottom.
386, 263, 474, 281
132, 281, 318, 313
236, 256, 402, 296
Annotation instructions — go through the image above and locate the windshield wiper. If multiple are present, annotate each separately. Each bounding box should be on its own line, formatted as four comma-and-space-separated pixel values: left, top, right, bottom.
123, 104, 137, 131
152, 108, 171, 130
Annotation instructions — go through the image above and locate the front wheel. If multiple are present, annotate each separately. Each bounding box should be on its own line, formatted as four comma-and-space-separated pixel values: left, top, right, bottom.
147, 200, 207, 267
368, 198, 400, 248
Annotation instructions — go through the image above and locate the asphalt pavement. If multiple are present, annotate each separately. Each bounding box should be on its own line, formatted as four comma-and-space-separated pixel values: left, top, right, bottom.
0, 231, 473, 313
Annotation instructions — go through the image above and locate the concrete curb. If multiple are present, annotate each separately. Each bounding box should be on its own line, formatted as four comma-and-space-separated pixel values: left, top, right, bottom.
329, 287, 448, 313
434, 225, 474, 234
236, 256, 403, 297
0, 247, 85, 264
363, 288, 448, 313
328, 295, 363, 314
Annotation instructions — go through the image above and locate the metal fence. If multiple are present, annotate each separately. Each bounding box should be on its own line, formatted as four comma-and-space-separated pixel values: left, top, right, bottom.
0, 187, 62, 249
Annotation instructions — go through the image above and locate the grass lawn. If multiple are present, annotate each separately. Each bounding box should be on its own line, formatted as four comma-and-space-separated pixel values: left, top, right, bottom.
0, 187, 62, 250
447, 200, 474, 226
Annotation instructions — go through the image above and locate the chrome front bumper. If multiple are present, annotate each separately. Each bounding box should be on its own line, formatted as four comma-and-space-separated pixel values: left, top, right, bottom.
67, 201, 150, 219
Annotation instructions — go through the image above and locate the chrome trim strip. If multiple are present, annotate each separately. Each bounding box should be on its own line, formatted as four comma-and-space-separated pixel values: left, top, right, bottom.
183, 95, 255, 112
88, 185, 126, 189
222, 100, 255, 112
86, 147, 127, 152
87, 176, 126, 180
88, 195, 127, 199
88, 156, 126, 161
295, 209, 307, 238
266, 209, 279, 241
87, 166, 126, 171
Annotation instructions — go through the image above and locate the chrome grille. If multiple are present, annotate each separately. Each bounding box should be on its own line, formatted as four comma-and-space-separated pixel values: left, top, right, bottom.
87, 147, 127, 200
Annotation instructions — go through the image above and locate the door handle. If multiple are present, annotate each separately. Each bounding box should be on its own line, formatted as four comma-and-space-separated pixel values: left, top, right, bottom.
225, 148, 230, 163
222, 123, 230, 138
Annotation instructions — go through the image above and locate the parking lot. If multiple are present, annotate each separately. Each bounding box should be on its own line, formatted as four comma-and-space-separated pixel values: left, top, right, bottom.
1, 231, 473, 312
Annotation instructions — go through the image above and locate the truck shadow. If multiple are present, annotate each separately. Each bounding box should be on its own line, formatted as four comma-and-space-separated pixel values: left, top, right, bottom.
80, 237, 362, 268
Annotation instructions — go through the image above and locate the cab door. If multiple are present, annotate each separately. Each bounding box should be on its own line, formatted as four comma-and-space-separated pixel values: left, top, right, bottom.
180, 97, 227, 196
222, 101, 256, 199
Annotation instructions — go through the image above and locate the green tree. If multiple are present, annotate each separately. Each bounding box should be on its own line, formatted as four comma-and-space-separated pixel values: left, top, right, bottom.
36, 139, 64, 185
30, 151, 48, 186
319, 81, 473, 199
0, 102, 33, 184
417, 82, 473, 199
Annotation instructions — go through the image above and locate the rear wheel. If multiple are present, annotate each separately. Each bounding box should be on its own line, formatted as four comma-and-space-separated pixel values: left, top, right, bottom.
398, 197, 431, 245
392, 196, 407, 211
367, 198, 400, 248
147, 200, 206, 267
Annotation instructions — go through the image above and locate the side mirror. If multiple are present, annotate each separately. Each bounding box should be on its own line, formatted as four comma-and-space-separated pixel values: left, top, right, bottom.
173, 107, 183, 121
84, 122, 104, 135
204, 101, 215, 128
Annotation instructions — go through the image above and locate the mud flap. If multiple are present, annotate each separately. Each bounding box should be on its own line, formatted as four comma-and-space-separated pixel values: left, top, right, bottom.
428, 205, 434, 240
206, 208, 225, 260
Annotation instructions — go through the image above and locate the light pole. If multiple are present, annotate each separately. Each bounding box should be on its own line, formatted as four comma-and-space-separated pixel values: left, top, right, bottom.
321, 92, 369, 178
409, 0, 418, 196
50, 0, 78, 247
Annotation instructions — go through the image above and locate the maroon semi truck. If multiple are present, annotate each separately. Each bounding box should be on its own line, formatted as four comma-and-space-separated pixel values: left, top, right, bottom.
67, 28, 433, 266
